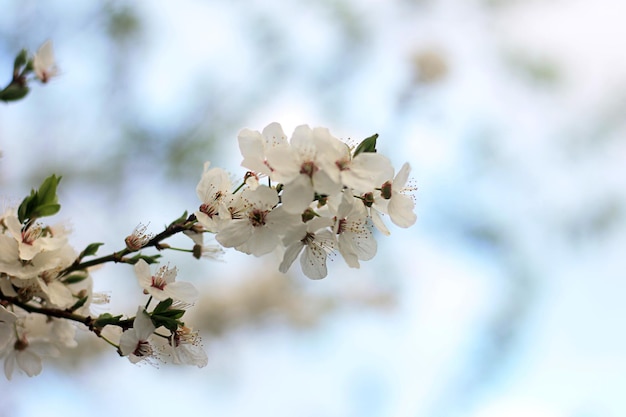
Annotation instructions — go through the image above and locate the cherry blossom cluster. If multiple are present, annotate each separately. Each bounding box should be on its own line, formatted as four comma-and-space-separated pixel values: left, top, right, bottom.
0, 175, 210, 378
0, 42, 417, 380
196, 122, 416, 279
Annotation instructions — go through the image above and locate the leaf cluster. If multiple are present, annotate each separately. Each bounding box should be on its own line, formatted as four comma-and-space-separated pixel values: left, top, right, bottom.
17, 174, 62, 223
151, 298, 186, 332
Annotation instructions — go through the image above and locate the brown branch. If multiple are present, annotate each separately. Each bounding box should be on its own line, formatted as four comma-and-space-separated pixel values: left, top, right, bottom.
62, 214, 198, 275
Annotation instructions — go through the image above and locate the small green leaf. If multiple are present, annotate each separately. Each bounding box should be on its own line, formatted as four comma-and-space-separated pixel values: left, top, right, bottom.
62, 274, 88, 285
94, 313, 123, 328
168, 210, 189, 227
69, 296, 89, 312
80, 242, 104, 258
17, 174, 62, 223
151, 316, 179, 333
154, 309, 185, 319
153, 298, 173, 314
13, 49, 28, 71
32, 203, 60, 218
353, 133, 379, 157
128, 253, 161, 264
0, 82, 30, 102
17, 195, 35, 223
38, 175, 62, 205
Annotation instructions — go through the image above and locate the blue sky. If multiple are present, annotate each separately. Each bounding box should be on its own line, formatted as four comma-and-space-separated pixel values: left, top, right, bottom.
1, 1, 626, 416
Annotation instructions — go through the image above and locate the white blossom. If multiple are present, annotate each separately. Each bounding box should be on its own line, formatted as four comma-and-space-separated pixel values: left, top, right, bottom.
3, 214, 67, 261
266, 125, 342, 214
119, 307, 156, 364
125, 223, 153, 251
3, 339, 54, 379
377, 162, 417, 228
238, 122, 289, 177
314, 128, 393, 192
168, 326, 207, 368
2, 315, 74, 380
195, 163, 233, 232
134, 259, 198, 303
279, 217, 337, 279
332, 190, 377, 268
216, 186, 299, 256
32, 40, 58, 83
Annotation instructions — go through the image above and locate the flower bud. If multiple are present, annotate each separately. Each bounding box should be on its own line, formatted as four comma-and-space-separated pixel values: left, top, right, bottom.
192, 244, 202, 260
301, 208, 317, 223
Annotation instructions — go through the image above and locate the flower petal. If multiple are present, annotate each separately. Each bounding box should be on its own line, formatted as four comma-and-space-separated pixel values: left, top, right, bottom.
393, 162, 411, 188
300, 243, 329, 279
281, 175, 314, 214
279, 241, 304, 274
388, 194, 416, 228
134, 259, 152, 289
162, 281, 199, 304
134, 307, 156, 340
16, 350, 43, 377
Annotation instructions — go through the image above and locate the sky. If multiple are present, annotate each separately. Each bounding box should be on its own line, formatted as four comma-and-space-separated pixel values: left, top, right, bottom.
1, 1, 626, 416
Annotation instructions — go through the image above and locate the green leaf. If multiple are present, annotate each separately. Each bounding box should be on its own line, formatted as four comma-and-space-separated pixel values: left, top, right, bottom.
150, 316, 179, 333
153, 298, 173, 314
17, 174, 62, 223
353, 133, 379, 157
17, 195, 35, 223
168, 210, 189, 227
32, 203, 61, 218
128, 253, 161, 265
62, 274, 88, 285
69, 296, 89, 312
38, 175, 61, 203
0, 82, 30, 102
154, 309, 185, 319
80, 242, 104, 258
94, 313, 123, 328
13, 49, 28, 71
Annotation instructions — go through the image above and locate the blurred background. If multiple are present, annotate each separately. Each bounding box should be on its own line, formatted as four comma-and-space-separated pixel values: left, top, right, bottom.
1, 0, 626, 416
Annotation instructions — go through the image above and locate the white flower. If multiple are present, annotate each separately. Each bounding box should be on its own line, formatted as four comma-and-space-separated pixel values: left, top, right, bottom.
119, 307, 156, 364
216, 186, 300, 256
168, 326, 207, 368
0, 237, 51, 279
32, 40, 58, 83
279, 217, 337, 279
266, 125, 342, 214
134, 259, 198, 303
3, 214, 67, 261
332, 190, 377, 268
3, 338, 57, 379
358, 191, 391, 236
378, 162, 417, 228
2, 315, 71, 380
6, 243, 78, 309
125, 223, 153, 251
238, 122, 289, 177
195, 163, 233, 232
314, 129, 394, 192
0, 233, 74, 281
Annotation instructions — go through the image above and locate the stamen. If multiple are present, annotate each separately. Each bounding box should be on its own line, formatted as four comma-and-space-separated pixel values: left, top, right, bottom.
248, 209, 268, 227
300, 161, 318, 178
